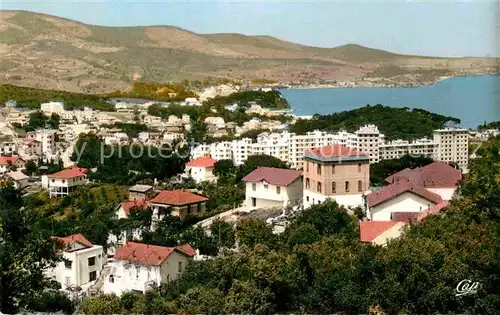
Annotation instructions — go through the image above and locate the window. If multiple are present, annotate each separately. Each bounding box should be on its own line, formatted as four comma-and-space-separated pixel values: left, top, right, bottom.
332, 165, 335, 174
136, 266, 140, 279
306, 162, 309, 172
88, 257, 95, 266
252, 183, 256, 191
332, 182, 336, 193
109, 275, 114, 283
89, 271, 97, 282
52, 179, 55, 183
317, 182, 322, 193
65, 276, 71, 287
264, 184, 268, 190
64, 260, 72, 269
305, 178, 310, 189
358, 163, 362, 172
306, 196, 309, 202
276, 186, 281, 194
345, 181, 350, 192
178, 261, 183, 273
62, 180, 65, 184
358, 180, 363, 192
317, 164, 321, 175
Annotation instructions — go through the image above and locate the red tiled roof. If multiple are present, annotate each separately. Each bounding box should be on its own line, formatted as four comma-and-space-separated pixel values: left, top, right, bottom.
242, 167, 302, 186
8, 171, 29, 181
185, 155, 216, 168
367, 181, 443, 208
359, 221, 398, 242
385, 162, 462, 188
417, 201, 450, 222
149, 189, 208, 206
114, 242, 194, 265
52, 233, 93, 249
0, 156, 24, 166
119, 200, 149, 217
48, 167, 88, 179
175, 244, 197, 257
391, 212, 422, 222
306, 144, 368, 158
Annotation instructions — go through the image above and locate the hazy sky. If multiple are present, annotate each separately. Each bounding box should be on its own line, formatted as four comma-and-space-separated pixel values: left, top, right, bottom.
2, 0, 499, 57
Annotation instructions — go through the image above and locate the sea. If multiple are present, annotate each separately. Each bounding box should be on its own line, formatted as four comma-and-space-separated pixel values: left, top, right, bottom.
280, 75, 500, 129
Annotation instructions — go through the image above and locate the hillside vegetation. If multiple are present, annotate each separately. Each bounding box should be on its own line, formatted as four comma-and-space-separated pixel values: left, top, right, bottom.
290, 104, 460, 140
0, 11, 498, 93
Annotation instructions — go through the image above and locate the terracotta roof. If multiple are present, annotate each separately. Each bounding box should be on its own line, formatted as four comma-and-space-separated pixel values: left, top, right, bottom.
242, 167, 302, 186
385, 162, 462, 188
359, 221, 398, 242
119, 200, 149, 217
149, 189, 208, 206
367, 181, 443, 208
306, 144, 368, 159
391, 212, 422, 222
175, 244, 197, 257
185, 155, 216, 168
48, 167, 88, 179
52, 233, 93, 249
114, 242, 194, 265
0, 156, 24, 166
417, 201, 450, 222
8, 171, 29, 181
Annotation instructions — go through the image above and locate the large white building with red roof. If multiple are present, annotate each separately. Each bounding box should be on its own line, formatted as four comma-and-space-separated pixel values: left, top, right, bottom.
0, 156, 26, 174
46, 233, 104, 290
242, 166, 303, 209
103, 242, 195, 296
42, 166, 88, 197
184, 155, 217, 184
302, 144, 370, 209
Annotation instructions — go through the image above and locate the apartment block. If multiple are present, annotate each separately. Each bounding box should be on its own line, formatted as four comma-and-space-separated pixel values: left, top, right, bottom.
354, 125, 385, 163
379, 138, 438, 160
432, 128, 469, 171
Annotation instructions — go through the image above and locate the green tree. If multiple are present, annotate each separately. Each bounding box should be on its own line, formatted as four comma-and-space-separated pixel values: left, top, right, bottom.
236, 219, 277, 249
213, 159, 236, 182
80, 295, 121, 315
210, 220, 236, 249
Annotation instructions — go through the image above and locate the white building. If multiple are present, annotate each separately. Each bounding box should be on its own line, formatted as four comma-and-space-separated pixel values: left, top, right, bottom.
26, 129, 57, 157
379, 138, 438, 160
432, 128, 469, 172
366, 181, 444, 221
355, 125, 385, 163
0, 141, 16, 155
42, 167, 88, 198
41, 101, 65, 115
5, 171, 29, 189
184, 155, 217, 184
47, 234, 104, 290
103, 242, 195, 296
243, 167, 303, 209
204, 117, 226, 129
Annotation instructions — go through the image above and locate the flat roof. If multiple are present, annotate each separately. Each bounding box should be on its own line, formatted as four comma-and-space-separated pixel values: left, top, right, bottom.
129, 184, 154, 193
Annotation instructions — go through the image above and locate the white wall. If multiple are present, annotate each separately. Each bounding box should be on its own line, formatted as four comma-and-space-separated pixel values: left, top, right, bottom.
427, 188, 456, 201
103, 252, 191, 296
371, 222, 406, 246
47, 246, 104, 289
185, 166, 216, 184
369, 192, 435, 221
303, 191, 364, 209
245, 178, 303, 209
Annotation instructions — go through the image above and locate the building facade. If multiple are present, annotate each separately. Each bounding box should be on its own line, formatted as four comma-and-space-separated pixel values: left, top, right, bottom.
303, 145, 370, 209
432, 128, 469, 171
43, 167, 88, 197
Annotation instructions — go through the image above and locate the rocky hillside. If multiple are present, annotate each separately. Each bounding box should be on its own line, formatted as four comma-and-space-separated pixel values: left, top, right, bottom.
0, 10, 498, 93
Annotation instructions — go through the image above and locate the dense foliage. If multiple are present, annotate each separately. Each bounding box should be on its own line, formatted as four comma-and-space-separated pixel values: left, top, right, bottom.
478, 120, 500, 130
83, 136, 499, 314
106, 82, 197, 102
290, 104, 460, 140
203, 90, 289, 109
101, 122, 149, 137
0, 84, 113, 111
70, 132, 188, 184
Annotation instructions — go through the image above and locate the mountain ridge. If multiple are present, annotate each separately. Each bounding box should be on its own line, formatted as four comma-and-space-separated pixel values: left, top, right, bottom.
1, 10, 498, 93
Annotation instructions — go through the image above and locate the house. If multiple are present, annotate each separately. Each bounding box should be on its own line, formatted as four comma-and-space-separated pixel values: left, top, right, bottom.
46, 234, 104, 290
359, 201, 450, 246
42, 166, 88, 198
303, 144, 370, 209
243, 167, 303, 209
17, 138, 42, 159
6, 171, 29, 189
149, 190, 208, 221
0, 156, 26, 173
103, 242, 195, 296
366, 181, 443, 221
385, 162, 462, 201
128, 184, 155, 201
116, 199, 150, 220
185, 155, 217, 184
359, 221, 407, 246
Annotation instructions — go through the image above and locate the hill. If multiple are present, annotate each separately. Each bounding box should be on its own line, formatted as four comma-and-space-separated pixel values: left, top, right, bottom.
0, 10, 498, 93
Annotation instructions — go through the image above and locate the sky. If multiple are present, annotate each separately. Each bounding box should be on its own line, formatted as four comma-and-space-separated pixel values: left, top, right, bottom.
1, 0, 499, 57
